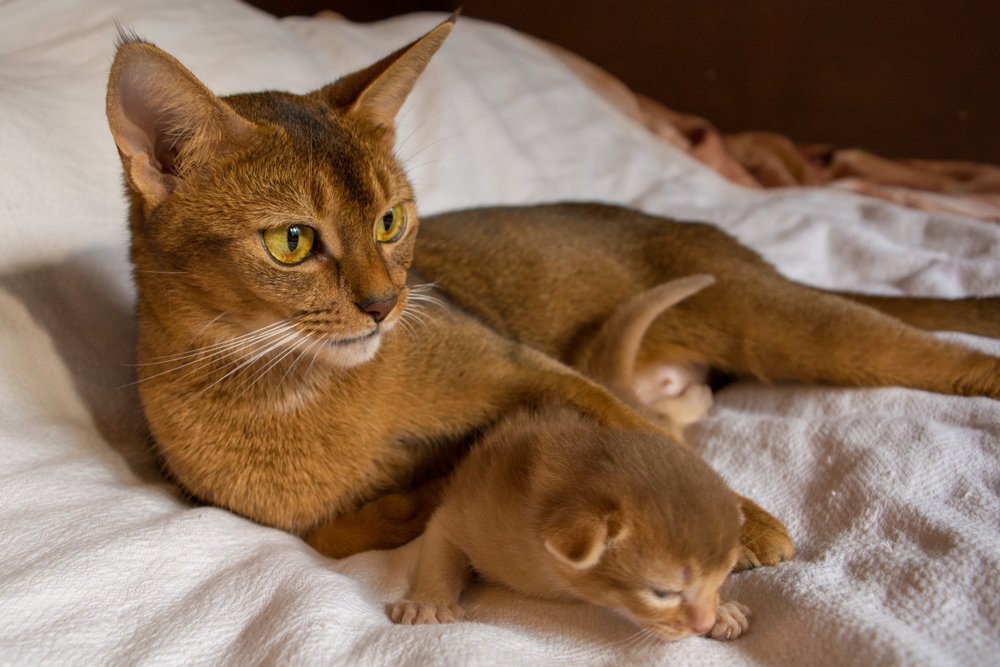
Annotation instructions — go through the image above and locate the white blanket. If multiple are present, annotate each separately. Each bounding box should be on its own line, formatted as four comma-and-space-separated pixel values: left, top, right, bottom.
1, 1, 997, 664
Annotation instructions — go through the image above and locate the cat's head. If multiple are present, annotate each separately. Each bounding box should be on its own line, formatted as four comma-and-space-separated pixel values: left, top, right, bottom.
537, 431, 743, 640
106, 20, 453, 368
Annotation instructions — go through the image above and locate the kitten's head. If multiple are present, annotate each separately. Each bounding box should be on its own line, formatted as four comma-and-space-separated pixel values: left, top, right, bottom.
538, 430, 743, 640
106, 20, 453, 368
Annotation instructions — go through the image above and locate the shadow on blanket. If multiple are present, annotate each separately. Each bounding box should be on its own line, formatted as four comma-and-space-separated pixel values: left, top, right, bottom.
0, 247, 165, 486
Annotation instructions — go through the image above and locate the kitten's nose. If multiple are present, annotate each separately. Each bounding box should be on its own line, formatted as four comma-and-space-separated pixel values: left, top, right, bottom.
690, 605, 717, 635
358, 293, 398, 323
691, 618, 715, 635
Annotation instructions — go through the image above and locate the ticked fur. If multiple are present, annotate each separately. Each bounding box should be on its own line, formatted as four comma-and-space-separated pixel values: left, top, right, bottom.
391, 409, 750, 641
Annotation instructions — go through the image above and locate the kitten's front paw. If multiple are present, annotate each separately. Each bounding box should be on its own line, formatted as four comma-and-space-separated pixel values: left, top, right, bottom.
390, 600, 466, 625
735, 497, 793, 571
709, 601, 751, 640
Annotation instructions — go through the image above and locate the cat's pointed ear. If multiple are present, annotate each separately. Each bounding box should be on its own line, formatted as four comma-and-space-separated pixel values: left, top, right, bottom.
542, 508, 627, 571
319, 16, 455, 143
106, 35, 255, 211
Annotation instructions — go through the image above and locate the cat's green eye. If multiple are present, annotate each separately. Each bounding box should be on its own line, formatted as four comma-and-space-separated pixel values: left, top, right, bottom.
376, 204, 407, 244
262, 224, 315, 265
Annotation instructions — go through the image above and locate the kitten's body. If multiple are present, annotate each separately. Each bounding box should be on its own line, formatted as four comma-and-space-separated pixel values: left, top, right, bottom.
392, 408, 749, 641
392, 277, 751, 641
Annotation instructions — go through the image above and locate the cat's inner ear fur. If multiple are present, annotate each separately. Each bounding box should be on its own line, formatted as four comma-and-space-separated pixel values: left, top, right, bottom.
319, 17, 454, 143
106, 36, 255, 210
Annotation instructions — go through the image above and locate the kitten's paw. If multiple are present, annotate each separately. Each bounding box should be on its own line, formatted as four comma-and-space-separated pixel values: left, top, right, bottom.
390, 600, 465, 625
650, 383, 714, 427
735, 497, 793, 571
709, 601, 751, 640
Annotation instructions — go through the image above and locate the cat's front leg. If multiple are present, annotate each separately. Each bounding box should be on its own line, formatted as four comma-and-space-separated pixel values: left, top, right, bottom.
708, 601, 751, 640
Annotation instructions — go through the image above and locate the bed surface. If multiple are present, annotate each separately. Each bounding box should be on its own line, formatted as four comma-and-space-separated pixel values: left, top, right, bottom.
0, 0, 997, 664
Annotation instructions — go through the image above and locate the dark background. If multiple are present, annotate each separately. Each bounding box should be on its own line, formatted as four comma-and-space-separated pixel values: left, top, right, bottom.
248, 0, 1000, 163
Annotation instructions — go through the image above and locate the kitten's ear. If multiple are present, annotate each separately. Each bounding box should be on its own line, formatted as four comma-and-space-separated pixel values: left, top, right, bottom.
106, 36, 255, 211
543, 509, 627, 571
319, 16, 455, 143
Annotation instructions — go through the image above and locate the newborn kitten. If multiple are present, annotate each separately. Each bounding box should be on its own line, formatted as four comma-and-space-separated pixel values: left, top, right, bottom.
390, 277, 751, 641
573, 274, 717, 441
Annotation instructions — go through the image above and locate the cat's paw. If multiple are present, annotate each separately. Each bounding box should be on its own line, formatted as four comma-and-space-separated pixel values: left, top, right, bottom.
306, 478, 447, 559
734, 497, 793, 571
390, 600, 466, 625
709, 601, 750, 640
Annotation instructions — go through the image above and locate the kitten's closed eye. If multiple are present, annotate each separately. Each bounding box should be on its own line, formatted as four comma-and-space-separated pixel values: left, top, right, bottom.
646, 587, 682, 607
262, 224, 316, 265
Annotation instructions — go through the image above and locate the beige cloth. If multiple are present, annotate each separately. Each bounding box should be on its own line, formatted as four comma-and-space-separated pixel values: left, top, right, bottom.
550, 41, 1000, 222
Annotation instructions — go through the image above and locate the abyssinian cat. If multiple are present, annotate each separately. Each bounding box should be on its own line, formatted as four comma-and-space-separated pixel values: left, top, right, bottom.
392, 276, 753, 642
105, 15, 993, 565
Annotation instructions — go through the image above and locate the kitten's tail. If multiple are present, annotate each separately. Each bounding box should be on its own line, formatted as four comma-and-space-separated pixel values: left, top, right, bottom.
578, 274, 716, 393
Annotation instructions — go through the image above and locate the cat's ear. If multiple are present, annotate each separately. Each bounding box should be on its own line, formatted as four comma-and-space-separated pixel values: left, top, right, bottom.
542, 508, 627, 571
318, 16, 455, 144
106, 36, 255, 211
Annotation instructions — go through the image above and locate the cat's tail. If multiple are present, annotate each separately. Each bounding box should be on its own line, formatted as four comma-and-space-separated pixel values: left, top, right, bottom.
576, 274, 716, 394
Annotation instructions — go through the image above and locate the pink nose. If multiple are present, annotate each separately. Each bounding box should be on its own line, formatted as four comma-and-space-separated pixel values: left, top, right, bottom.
690, 606, 717, 635
691, 618, 715, 635
358, 293, 398, 323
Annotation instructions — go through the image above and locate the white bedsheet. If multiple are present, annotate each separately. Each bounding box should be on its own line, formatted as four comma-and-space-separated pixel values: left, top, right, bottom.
0, 1, 997, 664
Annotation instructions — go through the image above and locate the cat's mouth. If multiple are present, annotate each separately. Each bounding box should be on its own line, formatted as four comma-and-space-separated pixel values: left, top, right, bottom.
328, 330, 380, 347
312, 328, 384, 369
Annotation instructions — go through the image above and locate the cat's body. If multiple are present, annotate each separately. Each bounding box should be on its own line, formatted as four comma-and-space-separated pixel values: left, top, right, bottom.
106, 18, 993, 563
415, 205, 1000, 399
392, 277, 752, 641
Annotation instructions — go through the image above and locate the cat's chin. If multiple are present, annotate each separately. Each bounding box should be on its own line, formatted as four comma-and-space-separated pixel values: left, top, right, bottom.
314, 331, 384, 369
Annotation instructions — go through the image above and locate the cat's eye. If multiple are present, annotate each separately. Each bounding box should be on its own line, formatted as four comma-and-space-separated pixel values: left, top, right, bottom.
375, 204, 407, 244
650, 588, 681, 600
262, 224, 315, 265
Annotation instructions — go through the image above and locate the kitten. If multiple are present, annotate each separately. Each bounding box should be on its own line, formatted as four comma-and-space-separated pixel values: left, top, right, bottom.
572, 273, 718, 441
391, 277, 752, 641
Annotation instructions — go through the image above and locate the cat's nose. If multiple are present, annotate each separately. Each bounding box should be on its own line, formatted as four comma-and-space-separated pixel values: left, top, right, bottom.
358, 293, 398, 323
